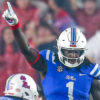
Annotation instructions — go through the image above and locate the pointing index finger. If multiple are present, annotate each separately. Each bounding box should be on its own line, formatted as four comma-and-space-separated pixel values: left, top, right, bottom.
7, 2, 14, 13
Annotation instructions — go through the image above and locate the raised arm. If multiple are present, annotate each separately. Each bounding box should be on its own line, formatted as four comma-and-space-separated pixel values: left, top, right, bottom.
2, 2, 47, 74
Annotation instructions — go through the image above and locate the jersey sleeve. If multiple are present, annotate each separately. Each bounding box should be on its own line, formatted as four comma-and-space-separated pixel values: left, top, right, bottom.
39, 49, 47, 60
89, 64, 100, 79
40, 49, 56, 64
29, 49, 56, 73
80, 63, 100, 79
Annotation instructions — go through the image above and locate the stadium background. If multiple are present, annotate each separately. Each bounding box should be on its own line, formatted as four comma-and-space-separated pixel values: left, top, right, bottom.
0, 0, 100, 100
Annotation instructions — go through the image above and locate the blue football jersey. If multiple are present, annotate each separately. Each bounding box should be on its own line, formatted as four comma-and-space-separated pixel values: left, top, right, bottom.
40, 50, 100, 100
80, 63, 100, 79
0, 96, 23, 100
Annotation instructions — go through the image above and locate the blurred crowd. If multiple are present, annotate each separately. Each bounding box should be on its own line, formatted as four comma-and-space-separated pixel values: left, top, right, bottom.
0, 0, 100, 99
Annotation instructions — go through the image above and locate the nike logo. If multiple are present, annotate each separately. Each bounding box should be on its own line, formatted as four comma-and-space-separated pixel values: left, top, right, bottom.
79, 74, 87, 76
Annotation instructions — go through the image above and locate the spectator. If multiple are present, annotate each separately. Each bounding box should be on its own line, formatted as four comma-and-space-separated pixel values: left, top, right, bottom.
0, 27, 40, 96
74, 0, 100, 39
13, 0, 39, 26
36, 21, 57, 53
44, 0, 76, 32
23, 20, 37, 48
69, 0, 83, 11
0, 0, 5, 12
1, 0, 39, 32
85, 30, 100, 64
42, 0, 73, 15
0, 26, 19, 95
52, 0, 74, 15
32, 0, 49, 18
23, 20, 57, 51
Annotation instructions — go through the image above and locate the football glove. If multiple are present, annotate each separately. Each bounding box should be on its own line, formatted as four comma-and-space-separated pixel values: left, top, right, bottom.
2, 2, 18, 26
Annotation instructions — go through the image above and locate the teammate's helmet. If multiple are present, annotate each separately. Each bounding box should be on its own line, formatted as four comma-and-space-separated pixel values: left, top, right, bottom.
4, 74, 38, 100
57, 27, 87, 68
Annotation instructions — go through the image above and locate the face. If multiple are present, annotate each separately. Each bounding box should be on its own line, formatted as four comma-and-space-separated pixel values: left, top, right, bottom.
61, 49, 84, 64
48, 0, 58, 11
37, 26, 56, 44
37, 26, 52, 38
16, 0, 30, 9
83, 1, 96, 15
24, 21, 36, 40
3, 28, 14, 44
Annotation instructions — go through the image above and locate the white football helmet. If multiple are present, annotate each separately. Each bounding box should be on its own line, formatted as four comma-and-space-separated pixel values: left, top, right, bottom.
57, 27, 87, 68
4, 74, 38, 100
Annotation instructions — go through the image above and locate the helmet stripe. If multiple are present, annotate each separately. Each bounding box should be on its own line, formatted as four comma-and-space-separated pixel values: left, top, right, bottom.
72, 27, 75, 45
70, 27, 76, 47
6, 74, 16, 91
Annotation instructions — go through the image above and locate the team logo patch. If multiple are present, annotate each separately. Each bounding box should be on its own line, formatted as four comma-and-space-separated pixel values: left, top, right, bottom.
56, 66, 64, 72
20, 75, 30, 89
66, 75, 76, 81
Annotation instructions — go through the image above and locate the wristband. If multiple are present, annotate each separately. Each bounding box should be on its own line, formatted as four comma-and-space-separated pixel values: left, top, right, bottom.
28, 50, 40, 66
10, 22, 20, 30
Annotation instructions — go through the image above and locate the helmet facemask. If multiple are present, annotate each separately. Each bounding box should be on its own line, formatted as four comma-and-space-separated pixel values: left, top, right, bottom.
21, 88, 38, 100
57, 27, 87, 68
58, 47, 86, 68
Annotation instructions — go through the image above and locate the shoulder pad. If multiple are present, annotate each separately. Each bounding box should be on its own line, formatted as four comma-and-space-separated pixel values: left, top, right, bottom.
40, 49, 56, 64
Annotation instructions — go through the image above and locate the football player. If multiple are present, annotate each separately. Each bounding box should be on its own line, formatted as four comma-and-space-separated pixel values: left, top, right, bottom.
0, 74, 38, 100
2, 2, 100, 100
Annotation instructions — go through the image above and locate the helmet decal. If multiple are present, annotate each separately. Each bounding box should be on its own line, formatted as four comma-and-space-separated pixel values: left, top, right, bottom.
20, 75, 30, 89
4, 74, 38, 100
70, 27, 76, 47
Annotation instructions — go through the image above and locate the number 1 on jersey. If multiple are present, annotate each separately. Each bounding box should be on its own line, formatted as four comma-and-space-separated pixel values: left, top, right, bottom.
66, 82, 74, 100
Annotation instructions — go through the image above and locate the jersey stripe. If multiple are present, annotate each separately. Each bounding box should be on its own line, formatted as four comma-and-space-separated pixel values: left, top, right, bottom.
52, 53, 56, 64
90, 64, 99, 75
46, 50, 50, 60
95, 70, 100, 77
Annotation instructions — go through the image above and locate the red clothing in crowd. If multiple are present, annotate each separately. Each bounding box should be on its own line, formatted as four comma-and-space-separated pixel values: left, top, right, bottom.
12, 6, 39, 27
55, 9, 69, 19
53, 9, 76, 32
29, 39, 36, 48
0, 2, 39, 33
75, 9, 100, 39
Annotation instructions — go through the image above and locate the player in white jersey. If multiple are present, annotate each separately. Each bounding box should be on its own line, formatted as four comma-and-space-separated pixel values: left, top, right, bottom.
0, 74, 38, 100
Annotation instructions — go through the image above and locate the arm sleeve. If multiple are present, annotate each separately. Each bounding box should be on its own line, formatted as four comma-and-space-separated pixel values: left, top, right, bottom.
80, 62, 100, 79
28, 48, 47, 73
89, 64, 100, 79
12, 28, 47, 73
